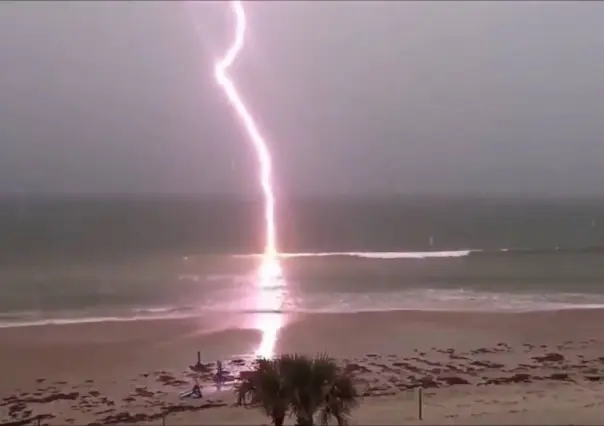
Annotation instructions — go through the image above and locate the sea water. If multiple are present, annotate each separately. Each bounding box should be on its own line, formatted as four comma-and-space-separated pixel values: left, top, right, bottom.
1, 194, 604, 327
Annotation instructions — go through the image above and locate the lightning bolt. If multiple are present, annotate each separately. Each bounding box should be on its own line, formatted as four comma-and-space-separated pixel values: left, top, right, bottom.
214, 0, 283, 358
214, 0, 280, 281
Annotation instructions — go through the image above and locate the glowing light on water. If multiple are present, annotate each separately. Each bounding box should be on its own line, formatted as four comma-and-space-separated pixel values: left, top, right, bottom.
213, 0, 283, 358
255, 271, 284, 358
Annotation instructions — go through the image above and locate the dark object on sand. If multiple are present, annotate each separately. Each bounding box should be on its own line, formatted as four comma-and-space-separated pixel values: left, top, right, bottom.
190, 351, 208, 372
533, 352, 565, 363
212, 360, 235, 383
180, 384, 202, 399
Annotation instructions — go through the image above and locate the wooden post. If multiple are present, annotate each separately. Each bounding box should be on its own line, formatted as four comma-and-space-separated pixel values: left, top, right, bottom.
418, 387, 423, 420
162, 412, 166, 426
197, 351, 201, 364
37, 417, 41, 426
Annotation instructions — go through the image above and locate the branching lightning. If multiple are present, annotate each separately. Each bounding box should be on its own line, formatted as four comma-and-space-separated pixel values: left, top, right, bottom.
214, 0, 280, 280
214, 0, 283, 358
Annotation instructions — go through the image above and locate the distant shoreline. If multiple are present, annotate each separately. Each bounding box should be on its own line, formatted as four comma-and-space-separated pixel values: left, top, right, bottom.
3, 306, 604, 330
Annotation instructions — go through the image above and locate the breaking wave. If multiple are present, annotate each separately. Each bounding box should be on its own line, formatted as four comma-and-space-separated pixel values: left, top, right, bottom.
2, 246, 603, 329
4, 288, 604, 329
234, 245, 604, 260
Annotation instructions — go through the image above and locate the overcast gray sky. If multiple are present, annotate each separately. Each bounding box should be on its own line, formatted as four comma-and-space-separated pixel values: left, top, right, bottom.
1, 1, 603, 196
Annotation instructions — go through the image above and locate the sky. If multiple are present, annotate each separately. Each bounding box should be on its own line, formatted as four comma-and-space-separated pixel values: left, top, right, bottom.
1, 1, 603, 197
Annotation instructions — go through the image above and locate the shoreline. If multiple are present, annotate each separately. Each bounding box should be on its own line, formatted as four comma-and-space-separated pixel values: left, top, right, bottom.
3, 304, 604, 330
3, 308, 604, 424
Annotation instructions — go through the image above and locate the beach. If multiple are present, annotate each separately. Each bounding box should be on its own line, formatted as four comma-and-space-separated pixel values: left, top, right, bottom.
3, 308, 604, 424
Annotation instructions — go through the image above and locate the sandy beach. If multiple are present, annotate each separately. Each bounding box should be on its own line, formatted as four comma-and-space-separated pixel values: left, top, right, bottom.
3, 308, 604, 425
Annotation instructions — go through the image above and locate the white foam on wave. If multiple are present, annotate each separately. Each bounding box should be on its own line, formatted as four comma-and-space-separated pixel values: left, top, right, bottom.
3, 261, 604, 329
280, 288, 604, 314
2, 290, 604, 329
233, 250, 473, 259
0, 311, 198, 329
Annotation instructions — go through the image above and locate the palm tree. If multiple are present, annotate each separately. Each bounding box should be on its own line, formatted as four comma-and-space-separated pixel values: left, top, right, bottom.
287, 353, 338, 426
317, 374, 359, 426
236, 354, 359, 426
235, 358, 290, 426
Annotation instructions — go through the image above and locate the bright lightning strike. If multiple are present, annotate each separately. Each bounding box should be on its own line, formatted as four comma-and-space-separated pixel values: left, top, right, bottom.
214, 0, 279, 277
214, 0, 283, 358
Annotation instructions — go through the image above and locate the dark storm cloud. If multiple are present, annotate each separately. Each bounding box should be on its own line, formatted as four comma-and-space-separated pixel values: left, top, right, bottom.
0, 1, 603, 196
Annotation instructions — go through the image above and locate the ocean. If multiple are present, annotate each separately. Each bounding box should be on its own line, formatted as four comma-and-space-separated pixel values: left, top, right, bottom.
1, 194, 604, 327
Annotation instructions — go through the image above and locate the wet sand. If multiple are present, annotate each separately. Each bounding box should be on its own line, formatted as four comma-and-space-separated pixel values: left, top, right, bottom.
3, 308, 604, 424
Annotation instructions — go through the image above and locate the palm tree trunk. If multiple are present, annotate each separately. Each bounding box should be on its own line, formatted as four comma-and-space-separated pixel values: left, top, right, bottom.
295, 416, 314, 426
273, 415, 285, 426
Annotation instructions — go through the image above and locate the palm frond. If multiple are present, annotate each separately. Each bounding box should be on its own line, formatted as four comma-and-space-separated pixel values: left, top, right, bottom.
238, 353, 360, 426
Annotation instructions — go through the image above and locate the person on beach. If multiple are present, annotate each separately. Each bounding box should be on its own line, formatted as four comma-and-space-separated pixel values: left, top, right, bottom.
192, 351, 204, 370
214, 360, 224, 390
191, 382, 202, 398
180, 378, 202, 399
